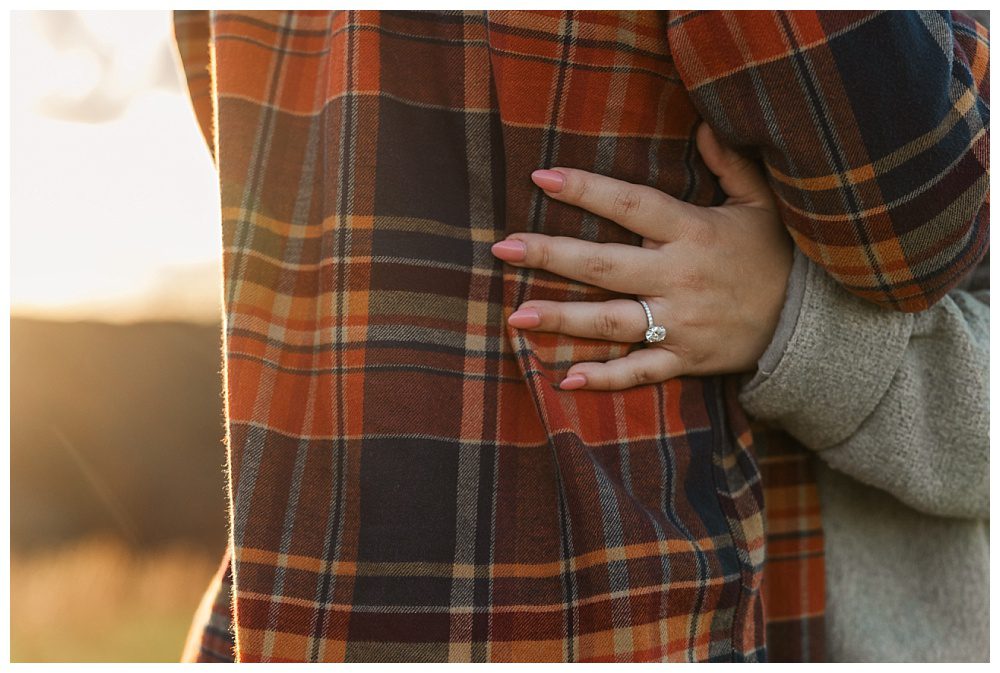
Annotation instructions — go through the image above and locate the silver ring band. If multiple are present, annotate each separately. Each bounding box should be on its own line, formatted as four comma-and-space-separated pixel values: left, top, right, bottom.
637, 298, 666, 343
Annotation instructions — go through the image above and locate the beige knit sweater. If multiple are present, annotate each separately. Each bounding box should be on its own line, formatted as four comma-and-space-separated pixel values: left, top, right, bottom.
739, 249, 989, 662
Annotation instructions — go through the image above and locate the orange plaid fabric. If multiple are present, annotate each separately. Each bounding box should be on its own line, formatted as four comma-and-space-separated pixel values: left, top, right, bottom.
172, 10, 987, 662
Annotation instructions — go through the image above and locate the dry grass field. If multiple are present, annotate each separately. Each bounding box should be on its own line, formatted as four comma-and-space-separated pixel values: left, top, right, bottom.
11, 537, 222, 662
11, 317, 231, 660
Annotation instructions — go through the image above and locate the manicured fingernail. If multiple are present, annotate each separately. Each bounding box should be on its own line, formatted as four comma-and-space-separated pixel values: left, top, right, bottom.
531, 169, 565, 193
508, 308, 541, 328
559, 373, 587, 390
491, 239, 527, 262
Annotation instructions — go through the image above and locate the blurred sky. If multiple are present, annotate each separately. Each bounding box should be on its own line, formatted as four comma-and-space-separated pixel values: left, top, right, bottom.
11, 10, 222, 323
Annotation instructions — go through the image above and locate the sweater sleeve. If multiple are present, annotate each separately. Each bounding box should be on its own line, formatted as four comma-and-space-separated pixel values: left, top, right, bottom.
738, 249, 989, 520
667, 10, 989, 312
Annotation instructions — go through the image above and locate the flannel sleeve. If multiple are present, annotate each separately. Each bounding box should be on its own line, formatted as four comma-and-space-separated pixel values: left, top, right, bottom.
171, 10, 217, 164
668, 10, 989, 311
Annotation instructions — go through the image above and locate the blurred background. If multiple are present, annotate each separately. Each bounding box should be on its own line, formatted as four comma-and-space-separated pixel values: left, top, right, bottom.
11, 10, 227, 662
8, 8, 991, 664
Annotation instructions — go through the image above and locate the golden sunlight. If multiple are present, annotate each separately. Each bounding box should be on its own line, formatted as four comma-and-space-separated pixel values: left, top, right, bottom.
11, 10, 221, 323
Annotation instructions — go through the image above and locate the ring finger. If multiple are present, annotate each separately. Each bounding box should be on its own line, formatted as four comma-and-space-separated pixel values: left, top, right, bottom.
508, 297, 668, 344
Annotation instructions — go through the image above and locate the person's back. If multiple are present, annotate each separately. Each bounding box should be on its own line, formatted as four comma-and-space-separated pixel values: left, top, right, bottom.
173, 10, 988, 662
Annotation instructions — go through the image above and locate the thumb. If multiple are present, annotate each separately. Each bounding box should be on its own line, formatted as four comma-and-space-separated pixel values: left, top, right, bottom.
696, 122, 772, 207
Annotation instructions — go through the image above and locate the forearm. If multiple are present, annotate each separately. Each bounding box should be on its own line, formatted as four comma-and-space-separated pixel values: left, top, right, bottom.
668, 10, 990, 310
739, 249, 989, 519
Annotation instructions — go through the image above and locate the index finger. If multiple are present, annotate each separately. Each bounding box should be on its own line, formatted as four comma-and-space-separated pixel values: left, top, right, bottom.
532, 167, 690, 241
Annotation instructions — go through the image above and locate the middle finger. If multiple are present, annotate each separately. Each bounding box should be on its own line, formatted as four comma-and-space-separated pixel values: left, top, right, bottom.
491, 233, 663, 295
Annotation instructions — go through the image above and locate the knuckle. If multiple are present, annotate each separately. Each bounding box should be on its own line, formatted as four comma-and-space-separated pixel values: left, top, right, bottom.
552, 306, 566, 332
535, 240, 552, 269
570, 173, 591, 202
593, 369, 621, 391
611, 187, 643, 219
583, 254, 617, 280
592, 311, 622, 340
629, 367, 653, 387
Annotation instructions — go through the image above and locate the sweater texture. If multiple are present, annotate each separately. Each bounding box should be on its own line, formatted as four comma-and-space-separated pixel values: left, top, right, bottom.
740, 249, 990, 662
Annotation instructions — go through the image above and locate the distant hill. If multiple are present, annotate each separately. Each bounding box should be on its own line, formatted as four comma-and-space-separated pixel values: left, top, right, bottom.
11, 317, 228, 554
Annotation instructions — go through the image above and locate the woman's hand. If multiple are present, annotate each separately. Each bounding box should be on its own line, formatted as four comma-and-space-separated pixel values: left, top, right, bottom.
490, 123, 793, 391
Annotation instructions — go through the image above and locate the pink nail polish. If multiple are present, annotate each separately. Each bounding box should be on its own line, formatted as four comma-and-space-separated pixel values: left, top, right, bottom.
531, 169, 565, 193
559, 374, 587, 390
491, 240, 527, 262
508, 308, 541, 328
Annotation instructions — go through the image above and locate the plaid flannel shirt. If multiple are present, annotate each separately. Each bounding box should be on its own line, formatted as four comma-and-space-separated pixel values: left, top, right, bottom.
173, 10, 988, 663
